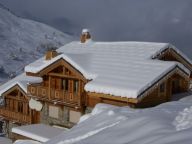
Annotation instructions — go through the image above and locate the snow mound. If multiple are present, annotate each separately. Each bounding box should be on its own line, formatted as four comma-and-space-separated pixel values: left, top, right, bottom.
78, 103, 117, 123
46, 101, 192, 144
173, 106, 192, 131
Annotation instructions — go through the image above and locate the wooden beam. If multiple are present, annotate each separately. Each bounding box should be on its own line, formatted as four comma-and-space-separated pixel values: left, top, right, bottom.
6, 95, 27, 102
26, 72, 39, 77
48, 73, 79, 79
28, 94, 82, 109
87, 92, 138, 103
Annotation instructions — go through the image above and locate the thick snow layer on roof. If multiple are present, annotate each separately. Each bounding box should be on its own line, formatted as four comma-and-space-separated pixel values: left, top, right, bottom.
25, 41, 191, 98
0, 73, 42, 96
46, 97, 192, 144
12, 124, 64, 143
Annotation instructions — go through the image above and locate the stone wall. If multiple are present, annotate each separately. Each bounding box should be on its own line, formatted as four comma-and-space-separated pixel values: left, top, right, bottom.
40, 103, 74, 128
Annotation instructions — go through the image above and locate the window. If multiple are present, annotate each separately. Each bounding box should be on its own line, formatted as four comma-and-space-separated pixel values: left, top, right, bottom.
62, 79, 68, 91
49, 105, 59, 119
159, 83, 165, 93
69, 110, 81, 123
73, 80, 79, 94
31, 87, 36, 94
5, 99, 9, 109
172, 79, 180, 94
18, 102, 23, 113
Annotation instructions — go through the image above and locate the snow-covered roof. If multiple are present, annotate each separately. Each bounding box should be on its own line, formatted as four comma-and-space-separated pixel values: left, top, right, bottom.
0, 73, 42, 96
25, 41, 191, 98
12, 124, 64, 143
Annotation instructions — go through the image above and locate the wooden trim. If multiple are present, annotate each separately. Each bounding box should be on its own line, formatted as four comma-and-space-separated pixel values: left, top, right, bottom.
48, 73, 79, 79
87, 92, 138, 103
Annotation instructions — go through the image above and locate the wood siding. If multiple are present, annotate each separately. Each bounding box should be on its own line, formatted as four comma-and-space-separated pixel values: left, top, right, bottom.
27, 59, 86, 110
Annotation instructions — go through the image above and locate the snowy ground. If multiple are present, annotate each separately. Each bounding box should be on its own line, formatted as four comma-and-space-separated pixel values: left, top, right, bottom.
12, 95, 192, 144
0, 137, 12, 144
41, 96, 192, 144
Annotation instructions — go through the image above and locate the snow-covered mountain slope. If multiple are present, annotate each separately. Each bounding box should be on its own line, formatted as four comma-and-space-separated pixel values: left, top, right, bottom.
45, 97, 192, 144
0, 5, 73, 83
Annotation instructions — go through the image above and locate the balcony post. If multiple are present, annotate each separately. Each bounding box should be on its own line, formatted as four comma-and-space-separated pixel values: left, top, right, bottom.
78, 80, 81, 106
48, 76, 51, 100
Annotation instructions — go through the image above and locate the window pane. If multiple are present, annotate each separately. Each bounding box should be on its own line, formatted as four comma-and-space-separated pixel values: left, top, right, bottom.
62, 79, 68, 91
160, 83, 165, 93
49, 105, 59, 118
73, 80, 79, 94
69, 110, 81, 123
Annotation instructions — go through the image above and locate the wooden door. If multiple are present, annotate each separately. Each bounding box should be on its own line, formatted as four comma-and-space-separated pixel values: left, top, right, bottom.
172, 79, 180, 94
31, 110, 40, 124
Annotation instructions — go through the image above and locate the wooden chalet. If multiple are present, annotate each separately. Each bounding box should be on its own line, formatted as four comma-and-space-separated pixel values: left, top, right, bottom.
24, 30, 192, 127
0, 74, 42, 138
1, 30, 192, 141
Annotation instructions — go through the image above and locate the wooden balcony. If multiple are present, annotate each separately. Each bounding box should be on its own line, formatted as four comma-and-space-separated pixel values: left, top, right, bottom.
27, 84, 80, 106
0, 108, 31, 124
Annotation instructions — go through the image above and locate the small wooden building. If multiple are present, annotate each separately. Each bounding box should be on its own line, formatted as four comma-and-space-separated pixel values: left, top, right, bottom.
26, 53, 86, 128
0, 74, 42, 138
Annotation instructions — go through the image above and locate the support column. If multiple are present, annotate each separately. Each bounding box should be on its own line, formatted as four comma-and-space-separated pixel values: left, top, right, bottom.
48, 76, 51, 100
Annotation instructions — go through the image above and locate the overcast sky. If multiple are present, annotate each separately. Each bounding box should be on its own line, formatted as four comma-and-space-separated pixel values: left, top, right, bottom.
0, 0, 192, 57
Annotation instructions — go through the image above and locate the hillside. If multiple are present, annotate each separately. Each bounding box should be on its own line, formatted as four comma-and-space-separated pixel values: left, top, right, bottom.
0, 5, 73, 83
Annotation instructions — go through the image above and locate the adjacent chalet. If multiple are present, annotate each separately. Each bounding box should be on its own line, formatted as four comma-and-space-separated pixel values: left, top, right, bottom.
0, 74, 42, 137
1, 30, 192, 141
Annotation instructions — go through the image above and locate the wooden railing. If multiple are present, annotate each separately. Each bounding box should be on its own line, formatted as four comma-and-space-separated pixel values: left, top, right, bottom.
28, 84, 80, 105
0, 109, 31, 124
27, 84, 48, 99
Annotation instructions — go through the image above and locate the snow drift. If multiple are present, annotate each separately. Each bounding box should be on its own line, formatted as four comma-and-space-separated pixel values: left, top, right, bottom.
45, 97, 192, 144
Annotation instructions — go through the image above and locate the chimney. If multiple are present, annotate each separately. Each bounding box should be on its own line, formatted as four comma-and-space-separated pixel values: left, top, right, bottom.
80, 29, 91, 43
45, 50, 58, 60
